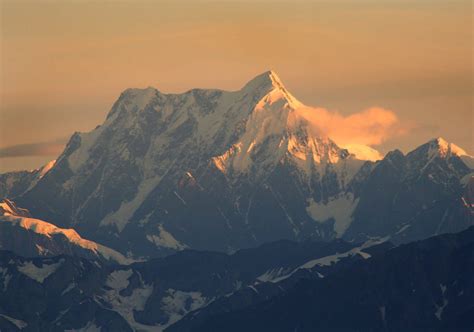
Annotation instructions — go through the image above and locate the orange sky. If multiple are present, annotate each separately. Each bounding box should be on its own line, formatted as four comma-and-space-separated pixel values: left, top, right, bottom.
0, 0, 472, 172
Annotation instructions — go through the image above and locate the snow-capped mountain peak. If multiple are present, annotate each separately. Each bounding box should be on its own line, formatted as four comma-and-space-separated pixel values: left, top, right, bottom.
206, 71, 364, 179
429, 137, 469, 158
242, 70, 302, 109
242, 70, 283, 91
405, 137, 473, 171
407, 136, 471, 162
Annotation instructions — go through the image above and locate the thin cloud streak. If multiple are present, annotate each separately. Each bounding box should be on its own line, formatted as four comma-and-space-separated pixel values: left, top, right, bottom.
0, 138, 67, 158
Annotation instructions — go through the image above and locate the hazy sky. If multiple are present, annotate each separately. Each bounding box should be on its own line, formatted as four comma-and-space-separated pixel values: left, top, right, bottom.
0, 0, 472, 172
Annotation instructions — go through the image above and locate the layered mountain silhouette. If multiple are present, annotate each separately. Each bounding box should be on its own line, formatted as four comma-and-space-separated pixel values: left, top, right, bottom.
171, 226, 474, 332
0, 226, 471, 331
0, 236, 372, 331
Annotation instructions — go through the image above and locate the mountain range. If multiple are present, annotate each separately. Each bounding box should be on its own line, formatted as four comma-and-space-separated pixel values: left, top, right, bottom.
1, 71, 472, 259
0, 70, 473, 331
171, 226, 474, 332
0, 233, 376, 331
0, 225, 471, 331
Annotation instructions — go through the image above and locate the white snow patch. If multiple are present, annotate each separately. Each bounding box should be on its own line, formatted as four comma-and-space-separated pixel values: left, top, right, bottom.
306, 193, 359, 237
299, 246, 370, 269
435, 284, 449, 320
61, 282, 76, 295
65, 321, 101, 332
146, 224, 187, 250
173, 191, 187, 206
160, 289, 207, 329
0, 267, 11, 291
256, 267, 287, 283
270, 239, 386, 283
18, 259, 64, 283
101, 176, 161, 232
395, 224, 411, 235
298, 245, 370, 271
106, 269, 133, 290
0, 314, 28, 329
103, 271, 154, 331
248, 285, 259, 294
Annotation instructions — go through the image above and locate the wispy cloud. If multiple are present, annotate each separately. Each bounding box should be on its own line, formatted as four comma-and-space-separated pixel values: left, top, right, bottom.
295, 106, 408, 147
0, 138, 67, 158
